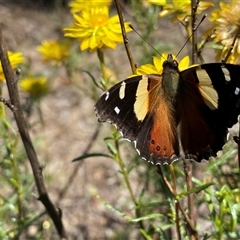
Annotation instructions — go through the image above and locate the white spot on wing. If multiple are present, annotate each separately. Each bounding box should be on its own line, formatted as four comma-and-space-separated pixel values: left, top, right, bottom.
114, 106, 120, 114
105, 91, 109, 101
221, 66, 231, 82
235, 87, 240, 95
119, 81, 126, 99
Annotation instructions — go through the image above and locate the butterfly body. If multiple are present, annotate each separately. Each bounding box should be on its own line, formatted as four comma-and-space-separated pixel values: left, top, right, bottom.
94, 54, 240, 165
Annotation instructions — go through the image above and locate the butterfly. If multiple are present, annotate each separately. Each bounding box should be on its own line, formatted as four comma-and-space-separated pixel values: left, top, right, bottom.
94, 54, 240, 165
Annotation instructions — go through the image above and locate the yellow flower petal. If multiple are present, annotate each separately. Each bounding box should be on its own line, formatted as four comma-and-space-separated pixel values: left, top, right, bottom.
80, 38, 90, 51
178, 55, 190, 71
136, 53, 190, 75
136, 64, 158, 75
206, 0, 240, 63
0, 51, 24, 82
89, 35, 101, 49
172, 0, 190, 6
20, 76, 49, 98
152, 0, 212, 22
64, 6, 132, 52
148, 0, 167, 6
69, 0, 112, 14
37, 40, 70, 65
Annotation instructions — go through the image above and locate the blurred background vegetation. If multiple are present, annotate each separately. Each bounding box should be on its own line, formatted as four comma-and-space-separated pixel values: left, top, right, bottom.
0, 0, 239, 239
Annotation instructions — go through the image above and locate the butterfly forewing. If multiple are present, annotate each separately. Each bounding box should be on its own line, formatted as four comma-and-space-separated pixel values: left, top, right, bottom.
95, 76, 144, 140
201, 63, 240, 126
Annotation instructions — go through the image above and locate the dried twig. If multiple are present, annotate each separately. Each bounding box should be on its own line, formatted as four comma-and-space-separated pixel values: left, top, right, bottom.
191, 0, 199, 63
114, 0, 136, 74
0, 96, 16, 111
0, 28, 67, 239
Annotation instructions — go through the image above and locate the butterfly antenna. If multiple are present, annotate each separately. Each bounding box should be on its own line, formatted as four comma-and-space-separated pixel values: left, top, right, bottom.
129, 24, 166, 60
176, 14, 207, 58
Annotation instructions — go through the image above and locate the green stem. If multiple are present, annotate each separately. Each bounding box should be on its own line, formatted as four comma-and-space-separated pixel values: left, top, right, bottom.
113, 135, 147, 238
12, 143, 23, 230
114, 139, 137, 205
0, 103, 23, 233
97, 48, 108, 89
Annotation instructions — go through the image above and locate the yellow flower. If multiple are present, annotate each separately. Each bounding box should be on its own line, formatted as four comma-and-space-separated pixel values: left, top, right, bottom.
37, 40, 71, 65
69, 0, 112, 13
20, 76, 49, 98
136, 53, 190, 75
149, 0, 213, 22
208, 0, 240, 63
0, 51, 24, 81
64, 5, 132, 51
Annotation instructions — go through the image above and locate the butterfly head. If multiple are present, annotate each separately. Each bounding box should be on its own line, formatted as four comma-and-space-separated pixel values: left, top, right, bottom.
162, 54, 179, 73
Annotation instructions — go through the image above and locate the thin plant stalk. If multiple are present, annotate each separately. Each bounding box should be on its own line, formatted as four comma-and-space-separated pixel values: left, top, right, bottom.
114, 0, 136, 74
113, 136, 148, 238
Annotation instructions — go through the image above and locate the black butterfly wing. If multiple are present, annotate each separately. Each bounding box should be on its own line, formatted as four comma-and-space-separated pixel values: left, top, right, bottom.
178, 63, 240, 161
94, 75, 149, 141
200, 63, 240, 127
94, 74, 179, 164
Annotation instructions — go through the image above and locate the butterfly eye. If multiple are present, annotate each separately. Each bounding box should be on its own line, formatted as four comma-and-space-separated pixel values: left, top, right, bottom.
172, 60, 178, 68
163, 60, 168, 68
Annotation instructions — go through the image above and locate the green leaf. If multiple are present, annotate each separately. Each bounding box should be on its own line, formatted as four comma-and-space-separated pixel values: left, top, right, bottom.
176, 182, 214, 199
206, 148, 237, 171
230, 203, 240, 231
130, 213, 163, 222
97, 195, 133, 221
81, 70, 104, 90
9, 178, 19, 188
206, 43, 225, 50
72, 153, 112, 162
105, 141, 118, 156
139, 229, 153, 240
136, 200, 170, 209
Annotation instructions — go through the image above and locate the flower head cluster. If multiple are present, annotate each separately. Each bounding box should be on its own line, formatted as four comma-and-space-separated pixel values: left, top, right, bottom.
20, 76, 49, 99
64, 0, 132, 51
37, 40, 71, 65
136, 53, 190, 75
0, 51, 24, 81
148, 0, 213, 22
208, 0, 240, 63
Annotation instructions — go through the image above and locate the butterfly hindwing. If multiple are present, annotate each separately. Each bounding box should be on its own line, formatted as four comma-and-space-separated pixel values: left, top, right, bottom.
136, 99, 179, 164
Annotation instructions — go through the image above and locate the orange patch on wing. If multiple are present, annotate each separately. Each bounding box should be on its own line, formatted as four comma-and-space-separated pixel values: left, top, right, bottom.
148, 100, 177, 159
